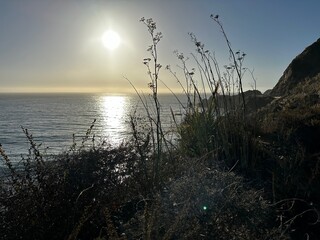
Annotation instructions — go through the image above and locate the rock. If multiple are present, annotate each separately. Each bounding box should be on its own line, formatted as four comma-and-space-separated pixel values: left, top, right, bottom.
209, 90, 274, 113
243, 90, 262, 97
263, 89, 272, 96
245, 94, 274, 112
270, 38, 320, 96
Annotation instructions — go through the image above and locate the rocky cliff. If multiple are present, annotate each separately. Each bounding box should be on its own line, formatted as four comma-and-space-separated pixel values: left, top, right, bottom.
270, 38, 320, 96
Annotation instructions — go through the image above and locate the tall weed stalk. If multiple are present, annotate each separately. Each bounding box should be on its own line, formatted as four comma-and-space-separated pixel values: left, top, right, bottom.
166, 15, 257, 172
140, 18, 164, 187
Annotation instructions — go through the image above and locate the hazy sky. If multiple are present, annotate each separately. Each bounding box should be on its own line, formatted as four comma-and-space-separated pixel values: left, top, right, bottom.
0, 0, 319, 93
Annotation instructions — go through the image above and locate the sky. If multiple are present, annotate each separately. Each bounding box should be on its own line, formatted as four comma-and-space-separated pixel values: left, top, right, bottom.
0, 0, 319, 93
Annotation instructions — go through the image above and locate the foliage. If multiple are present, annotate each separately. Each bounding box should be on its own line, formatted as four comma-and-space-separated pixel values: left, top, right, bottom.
0, 125, 286, 239
123, 159, 286, 240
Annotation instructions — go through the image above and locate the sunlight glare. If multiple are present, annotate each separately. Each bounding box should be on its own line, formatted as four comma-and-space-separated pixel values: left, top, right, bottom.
101, 30, 121, 50
100, 95, 127, 144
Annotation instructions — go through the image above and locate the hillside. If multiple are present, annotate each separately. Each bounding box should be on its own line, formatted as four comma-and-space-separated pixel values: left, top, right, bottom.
270, 38, 320, 96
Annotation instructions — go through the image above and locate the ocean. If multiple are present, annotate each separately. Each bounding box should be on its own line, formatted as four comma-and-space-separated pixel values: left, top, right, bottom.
0, 93, 187, 162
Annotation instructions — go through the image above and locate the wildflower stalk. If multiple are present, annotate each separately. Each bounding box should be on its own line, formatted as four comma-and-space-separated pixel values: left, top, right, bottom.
211, 14, 246, 113
140, 17, 163, 187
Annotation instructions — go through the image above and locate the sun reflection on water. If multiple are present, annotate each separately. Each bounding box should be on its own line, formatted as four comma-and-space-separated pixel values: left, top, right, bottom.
99, 95, 129, 144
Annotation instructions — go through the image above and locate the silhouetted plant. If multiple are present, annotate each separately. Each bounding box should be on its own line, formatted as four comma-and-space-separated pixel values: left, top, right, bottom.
139, 17, 164, 188
0, 124, 149, 239
164, 15, 260, 176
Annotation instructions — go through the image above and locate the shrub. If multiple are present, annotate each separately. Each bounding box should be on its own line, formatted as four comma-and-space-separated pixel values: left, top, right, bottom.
0, 125, 151, 239
123, 159, 287, 239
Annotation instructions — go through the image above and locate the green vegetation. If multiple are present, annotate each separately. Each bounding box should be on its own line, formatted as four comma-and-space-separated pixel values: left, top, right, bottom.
1, 16, 320, 239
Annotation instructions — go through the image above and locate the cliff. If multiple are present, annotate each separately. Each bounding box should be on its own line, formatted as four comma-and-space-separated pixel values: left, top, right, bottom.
270, 38, 320, 96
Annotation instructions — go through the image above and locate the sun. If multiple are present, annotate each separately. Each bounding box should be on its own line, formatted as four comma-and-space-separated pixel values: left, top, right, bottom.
101, 30, 121, 50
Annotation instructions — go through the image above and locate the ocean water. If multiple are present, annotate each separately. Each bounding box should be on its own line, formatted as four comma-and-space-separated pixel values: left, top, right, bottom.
0, 93, 187, 162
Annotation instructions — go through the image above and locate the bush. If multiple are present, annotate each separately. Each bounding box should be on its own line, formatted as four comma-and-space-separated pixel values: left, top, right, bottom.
0, 126, 151, 239
123, 159, 286, 239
